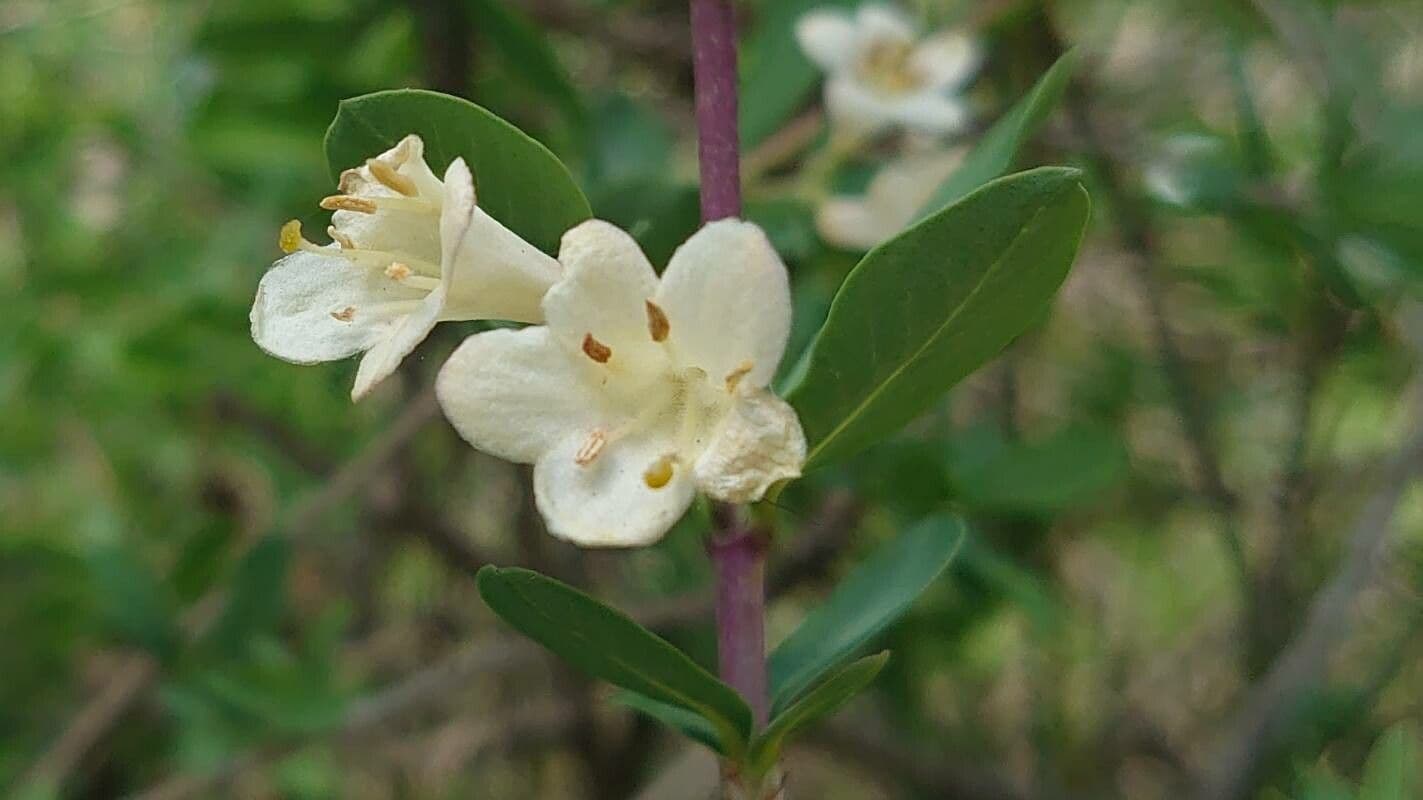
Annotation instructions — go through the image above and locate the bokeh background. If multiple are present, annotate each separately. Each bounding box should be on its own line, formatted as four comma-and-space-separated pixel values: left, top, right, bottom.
4, 0, 1423, 798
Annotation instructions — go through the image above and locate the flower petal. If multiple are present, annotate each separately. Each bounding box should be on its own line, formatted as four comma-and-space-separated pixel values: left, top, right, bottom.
439, 158, 561, 324
436, 326, 598, 463
350, 288, 445, 401
695, 389, 806, 503
892, 91, 970, 136
795, 10, 858, 72
544, 219, 664, 376
534, 428, 696, 548
815, 197, 886, 251
825, 76, 895, 135
856, 4, 916, 44
655, 219, 791, 390
250, 249, 421, 365
911, 31, 981, 91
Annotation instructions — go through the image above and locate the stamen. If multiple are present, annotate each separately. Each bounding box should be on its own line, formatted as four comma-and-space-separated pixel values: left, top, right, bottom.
643, 455, 676, 489
384, 262, 440, 290
582, 333, 612, 364
367, 158, 418, 196
279, 219, 304, 254
330, 306, 356, 322
320, 195, 378, 214
575, 429, 608, 466
337, 248, 441, 277
725, 360, 754, 393
328, 226, 356, 249
645, 300, 670, 342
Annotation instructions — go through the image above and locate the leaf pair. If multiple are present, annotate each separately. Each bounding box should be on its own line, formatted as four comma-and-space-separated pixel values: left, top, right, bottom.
477, 515, 965, 770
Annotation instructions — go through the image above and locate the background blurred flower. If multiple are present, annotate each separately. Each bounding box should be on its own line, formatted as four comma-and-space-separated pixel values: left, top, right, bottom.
816, 146, 964, 249
796, 4, 980, 137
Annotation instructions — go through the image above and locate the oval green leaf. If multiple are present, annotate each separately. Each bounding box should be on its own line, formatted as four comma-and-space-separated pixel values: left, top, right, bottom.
614, 690, 725, 754
916, 49, 1078, 219
1360, 723, 1419, 800
768, 515, 965, 714
750, 652, 889, 776
324, 89, 591, 255
784, 167, 1091, 469
476, 566, 752, 756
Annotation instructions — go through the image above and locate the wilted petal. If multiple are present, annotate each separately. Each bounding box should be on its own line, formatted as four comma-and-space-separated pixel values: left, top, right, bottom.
795, 10, 858, 72
534, 428, 696, 547
439, 158, 561, 324
250, 249, 421, 364
436, 326, 598, 463
656, 219, 791, 390
695, 389, 805, 503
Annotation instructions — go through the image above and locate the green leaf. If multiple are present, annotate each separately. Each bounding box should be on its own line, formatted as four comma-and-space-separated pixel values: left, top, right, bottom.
750, 652, 888, 775
785, 167, 1091, 469
614, 690, 725, 753
477, 566, 753, 756
204, 535, 290, 658
1359, 723, 1419, 800
916, 50, 1078, 219
949, 423, 1128, 515
739, 0, 856, 148
768, 515, 965, 714
463, 0, 586, 128
85, 543, 179, 658
324, 89, 591, 255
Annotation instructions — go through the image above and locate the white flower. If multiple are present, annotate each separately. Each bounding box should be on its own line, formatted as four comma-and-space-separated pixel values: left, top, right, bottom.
436, 219, 806, 548
817, 146, 965, 250
796, 4, 980, 137
250, 134, 561, 400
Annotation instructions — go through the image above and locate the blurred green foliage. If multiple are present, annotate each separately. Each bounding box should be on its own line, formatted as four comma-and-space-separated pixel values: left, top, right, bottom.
4, 0, 1423, 798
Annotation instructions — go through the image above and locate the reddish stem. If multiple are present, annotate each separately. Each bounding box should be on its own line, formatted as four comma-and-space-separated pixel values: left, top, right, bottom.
690, 0, 770, 728
690, 0, 742, 222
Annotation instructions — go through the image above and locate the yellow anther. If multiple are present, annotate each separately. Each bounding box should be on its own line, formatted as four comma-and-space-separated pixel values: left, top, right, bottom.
582, 333, 612, 364
328, 226, 355, 249
642, 455, 676, 489
645, 300, 670, 342
367, 158, 419, 196
575, 429, 607, 466
384, 262, 412, 281
279, 219, 303, 254
724, 360, 754, 393
330, 306, 356, 322
320, 195, 378, 214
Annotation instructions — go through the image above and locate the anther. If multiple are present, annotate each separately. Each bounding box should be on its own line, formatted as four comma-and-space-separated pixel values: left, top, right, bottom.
724, 360, 754, 393
575, 429, 607, 466
330, 306, 356, 322
320, 195, 378, 214
384, 262, 412, 281
645, 300, 670, 342
582, 333, 612, 364
642, 455, 676, 489
278, 219, 304, 254
367, 159, 418, 196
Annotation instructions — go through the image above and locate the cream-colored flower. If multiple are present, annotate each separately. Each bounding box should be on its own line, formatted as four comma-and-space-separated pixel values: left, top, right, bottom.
817, 146, 965, 250
250, 135, 561, 400
436, 219, 806, 548
796, 4, 980, 137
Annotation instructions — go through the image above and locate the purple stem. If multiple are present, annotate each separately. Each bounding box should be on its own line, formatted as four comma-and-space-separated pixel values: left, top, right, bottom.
690, 0, 742, 222
690, 0, 770, 730
709, 521, 770, 727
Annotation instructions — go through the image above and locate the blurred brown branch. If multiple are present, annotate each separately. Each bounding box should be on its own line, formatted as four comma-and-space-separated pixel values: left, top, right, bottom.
1194, 388, 1423, 800
13, 391, 443, 799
